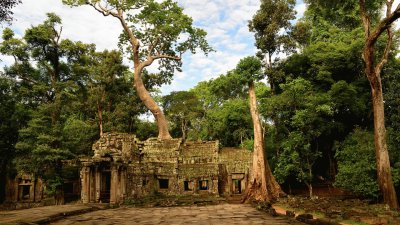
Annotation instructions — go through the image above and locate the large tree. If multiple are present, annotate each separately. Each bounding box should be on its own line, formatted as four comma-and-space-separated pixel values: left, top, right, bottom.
249, 0, 296, 94
236, 56, 284, 202
358, 0, 400, 209
63, 0, 212, 139
86, 50, 129, 136
305, 0, 400, 209
1, 13, 95, 204
188, 71, 251, 146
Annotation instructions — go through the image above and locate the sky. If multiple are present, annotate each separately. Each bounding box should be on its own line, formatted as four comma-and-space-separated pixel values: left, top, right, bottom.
0, 0, 307, 94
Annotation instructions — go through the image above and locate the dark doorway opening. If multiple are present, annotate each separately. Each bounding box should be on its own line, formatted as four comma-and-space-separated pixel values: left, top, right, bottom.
63, 182, 78, 203
100, 171, 111, 203
159, 179, 169, 189
19, 185, 30, 200
233, 179, 242, 194
184, 181, 192, 191
199, 180, 209, 190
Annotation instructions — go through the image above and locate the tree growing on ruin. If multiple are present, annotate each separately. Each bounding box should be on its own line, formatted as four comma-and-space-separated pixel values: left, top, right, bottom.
236, 56, 284, 202
63, 0, 212, 140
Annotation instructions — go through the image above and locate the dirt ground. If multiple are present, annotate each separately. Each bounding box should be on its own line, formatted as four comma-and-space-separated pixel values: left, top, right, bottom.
273, 195, 400, 225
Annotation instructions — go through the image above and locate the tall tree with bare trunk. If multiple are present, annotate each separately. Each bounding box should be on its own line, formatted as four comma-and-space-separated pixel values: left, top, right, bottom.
64, 0, 212, 140
358, 0, 400, 209
305, 0, 400, 209
236, 56, 284, 203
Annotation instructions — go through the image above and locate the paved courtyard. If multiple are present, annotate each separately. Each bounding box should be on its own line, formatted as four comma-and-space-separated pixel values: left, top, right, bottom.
50, 204, 303, 225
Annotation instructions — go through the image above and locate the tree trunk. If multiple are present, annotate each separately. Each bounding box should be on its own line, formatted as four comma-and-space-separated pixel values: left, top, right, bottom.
243, 81, 284, 203
305, 182, 313, 198
97, 102, 103, 136
370, 76, 398, 209
359, 0, 399, 209
181, 119, 188, 141
115, 12, 172, 140
134, 68, 171, 140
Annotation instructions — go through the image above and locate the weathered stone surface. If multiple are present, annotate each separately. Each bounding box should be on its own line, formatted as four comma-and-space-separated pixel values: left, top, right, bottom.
81, 133, 253, 204
0, 204, 97, 224
49, 204, 305, 225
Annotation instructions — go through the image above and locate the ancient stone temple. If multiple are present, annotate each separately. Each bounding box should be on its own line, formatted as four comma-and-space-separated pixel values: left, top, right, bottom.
80, 133, 252, 204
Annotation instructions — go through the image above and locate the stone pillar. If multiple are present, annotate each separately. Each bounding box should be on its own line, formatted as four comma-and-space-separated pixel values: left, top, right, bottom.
120, 168, 126, 203
9, 178, 17, 202
110, 164, 119, 204
194, 178, 199, 193
81, 165, 91, 203
212, 179, 218, 194
15, 179, 20, 202
227, 174, 232, 195
30, 178, 35, 202
89, 167, 96, 203
95, 166, 101, 203
244, 173, 249, 193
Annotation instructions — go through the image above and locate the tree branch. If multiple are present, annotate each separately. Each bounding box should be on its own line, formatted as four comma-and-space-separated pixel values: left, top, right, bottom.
139, 54, 181, 72
375, 28, 393, 76
152, 54, 181, 61
147, 36, 160, 58
367, 2, 400, 47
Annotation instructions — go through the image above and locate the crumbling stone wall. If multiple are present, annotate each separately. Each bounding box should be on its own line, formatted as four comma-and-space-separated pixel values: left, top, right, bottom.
218, 147, 252, 195
4, 175, 51, 209
93, 133, 141, 163
81, 133, 252, 204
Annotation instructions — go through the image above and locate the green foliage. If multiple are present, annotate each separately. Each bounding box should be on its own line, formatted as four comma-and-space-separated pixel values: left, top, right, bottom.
85, 49, 142, 134
199, 98, 252, 147
249, 0, 296, 57
304, 0, 383, 29
270, 78, 329, 187
240, 139, 254, 151
62, 115, 97, 156
264, 15, 372, 186
1, 14, 97, 193
134, 120, 158, 141
187, 71, 252, 146
334, 128, 380, 198
235, 56, 264, 83
383, 58, 400, 193
162, 91, 203, 139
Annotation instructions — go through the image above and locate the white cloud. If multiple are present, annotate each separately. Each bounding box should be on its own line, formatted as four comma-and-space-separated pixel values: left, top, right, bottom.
2, 0, 120, 51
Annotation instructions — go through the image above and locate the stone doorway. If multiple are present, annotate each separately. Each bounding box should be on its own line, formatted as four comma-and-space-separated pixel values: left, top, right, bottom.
232, 179, 242, 194
100, 171, 111, 203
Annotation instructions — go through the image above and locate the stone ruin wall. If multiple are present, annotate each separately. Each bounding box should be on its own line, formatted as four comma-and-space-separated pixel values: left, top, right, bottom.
218, 147, 252, 195
85, 133, 252, 202
92, 133, 141, 163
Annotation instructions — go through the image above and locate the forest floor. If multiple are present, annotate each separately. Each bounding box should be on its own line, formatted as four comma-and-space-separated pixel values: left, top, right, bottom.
273, 195, 400, 225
